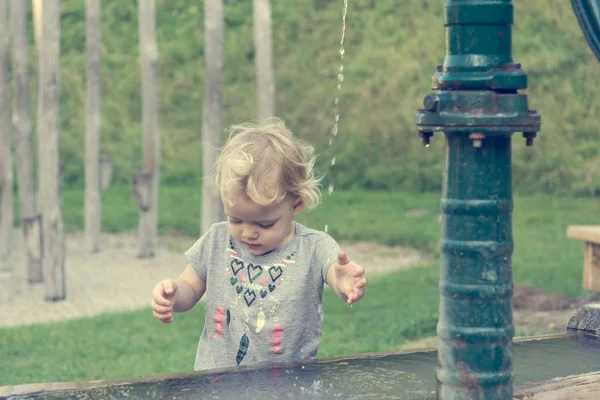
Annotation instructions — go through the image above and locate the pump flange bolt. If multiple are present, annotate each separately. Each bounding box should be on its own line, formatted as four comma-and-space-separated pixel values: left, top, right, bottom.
423, 94, 439, 112
469, 132, 485, 148
419, 131, 433, 148
523, 132, 536, 147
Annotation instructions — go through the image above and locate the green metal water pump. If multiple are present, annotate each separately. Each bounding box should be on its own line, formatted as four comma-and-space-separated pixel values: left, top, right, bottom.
415, 0, 600, 398
416, 0, 528, 398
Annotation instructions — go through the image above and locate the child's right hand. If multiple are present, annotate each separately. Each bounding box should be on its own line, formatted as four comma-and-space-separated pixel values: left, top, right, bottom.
152, 279, 178, 323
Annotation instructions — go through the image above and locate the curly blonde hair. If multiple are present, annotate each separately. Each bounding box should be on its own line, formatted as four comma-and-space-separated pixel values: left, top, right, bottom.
215, 118, 322, 211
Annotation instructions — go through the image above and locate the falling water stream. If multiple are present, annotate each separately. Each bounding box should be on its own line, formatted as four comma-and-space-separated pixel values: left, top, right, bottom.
324, 0, 348, 235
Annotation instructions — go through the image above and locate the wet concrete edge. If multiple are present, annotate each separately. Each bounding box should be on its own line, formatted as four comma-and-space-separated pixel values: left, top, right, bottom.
0, 333, 577, 398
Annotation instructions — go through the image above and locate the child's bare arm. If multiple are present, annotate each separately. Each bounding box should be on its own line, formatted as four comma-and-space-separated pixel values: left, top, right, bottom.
152, 264, 206, 323
172, 265, 206, 312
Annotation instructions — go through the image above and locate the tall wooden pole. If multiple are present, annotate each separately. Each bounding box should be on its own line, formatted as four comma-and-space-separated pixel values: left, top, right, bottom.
134, 0, 160, 258
0, 0, 14, 275
253, 0, 275, 121
12, 0, 42, 282
201, 0, 225, 235
32, 0, 42, 196
38, 0, 65, 300
84, 0, 102, 253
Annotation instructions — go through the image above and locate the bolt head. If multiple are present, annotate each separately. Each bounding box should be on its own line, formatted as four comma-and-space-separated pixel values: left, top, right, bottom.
469, 132, 485, 148
423, 95, 439, 112
523, 132, 537, 147
419, 131, 433, 147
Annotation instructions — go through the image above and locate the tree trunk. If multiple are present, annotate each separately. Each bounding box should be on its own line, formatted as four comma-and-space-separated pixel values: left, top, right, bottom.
253, 0, 275, 121
0, 0, 14, 275
201, 0, 225, 235
32, 0, 42, 212
38, 0, 65, 301
11, 0, 41, 282
135, 0, 160, 258
84, 0, 101, 253
32, 1, 42, 61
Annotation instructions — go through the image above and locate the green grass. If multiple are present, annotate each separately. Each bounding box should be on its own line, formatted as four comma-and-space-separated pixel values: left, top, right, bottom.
0, 267, 441, 386
60, 183, 443, 249
1, 185, 598, 386
58, 183, 599, 298
511, 194, 600, 297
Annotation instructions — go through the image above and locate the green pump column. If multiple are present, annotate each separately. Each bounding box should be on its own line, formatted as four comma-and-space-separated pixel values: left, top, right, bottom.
415, 1, 541, 399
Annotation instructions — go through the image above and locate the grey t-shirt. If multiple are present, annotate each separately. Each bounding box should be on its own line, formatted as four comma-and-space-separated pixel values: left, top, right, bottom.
184, 221, 340, 371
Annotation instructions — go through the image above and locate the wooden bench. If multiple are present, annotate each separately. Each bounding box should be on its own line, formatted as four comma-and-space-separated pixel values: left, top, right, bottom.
567, 225, 600, 291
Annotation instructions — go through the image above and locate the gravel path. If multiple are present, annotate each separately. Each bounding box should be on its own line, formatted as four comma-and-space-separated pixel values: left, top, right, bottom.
0, 229, 430, 328
0, 230, 188, 328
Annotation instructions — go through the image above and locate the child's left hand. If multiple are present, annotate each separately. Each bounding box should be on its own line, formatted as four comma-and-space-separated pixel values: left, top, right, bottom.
334, 251, 367, 306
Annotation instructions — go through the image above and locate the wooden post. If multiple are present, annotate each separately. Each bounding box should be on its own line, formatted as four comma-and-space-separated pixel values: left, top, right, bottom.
22, 214, 42, 280
11, 0, 41, 282
584, 243, 600, 291
0, 0, 14, 275
32, 0, 42, 213
99, 154, 112, 191
131, 172, 152, 212
32, 1, 42, 71
135, 0, 160, 258
253, 0, 275, 121
84, 0, 102, 253
567, 226, 600, 292
38, 0, 65, 301
201, 0, 225, 235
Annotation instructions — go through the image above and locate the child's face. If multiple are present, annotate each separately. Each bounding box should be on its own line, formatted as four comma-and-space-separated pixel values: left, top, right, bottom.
223, 191, 304, 256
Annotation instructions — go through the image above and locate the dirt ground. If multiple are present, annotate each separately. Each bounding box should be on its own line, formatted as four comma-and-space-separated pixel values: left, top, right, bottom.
1, 229, 595, 348
401, 287, 597, 351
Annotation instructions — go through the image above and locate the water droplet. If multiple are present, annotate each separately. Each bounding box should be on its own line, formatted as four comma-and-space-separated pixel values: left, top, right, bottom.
335, 114, 340, 122
331, 157, 336, 166
340, 47, 345, 56
328, 183, 334, 194
339, 65, 344, 72
425, 143, 430, 148
337, 73, 344, 83
325, 224, 328, 233
334, 97, 339, 105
